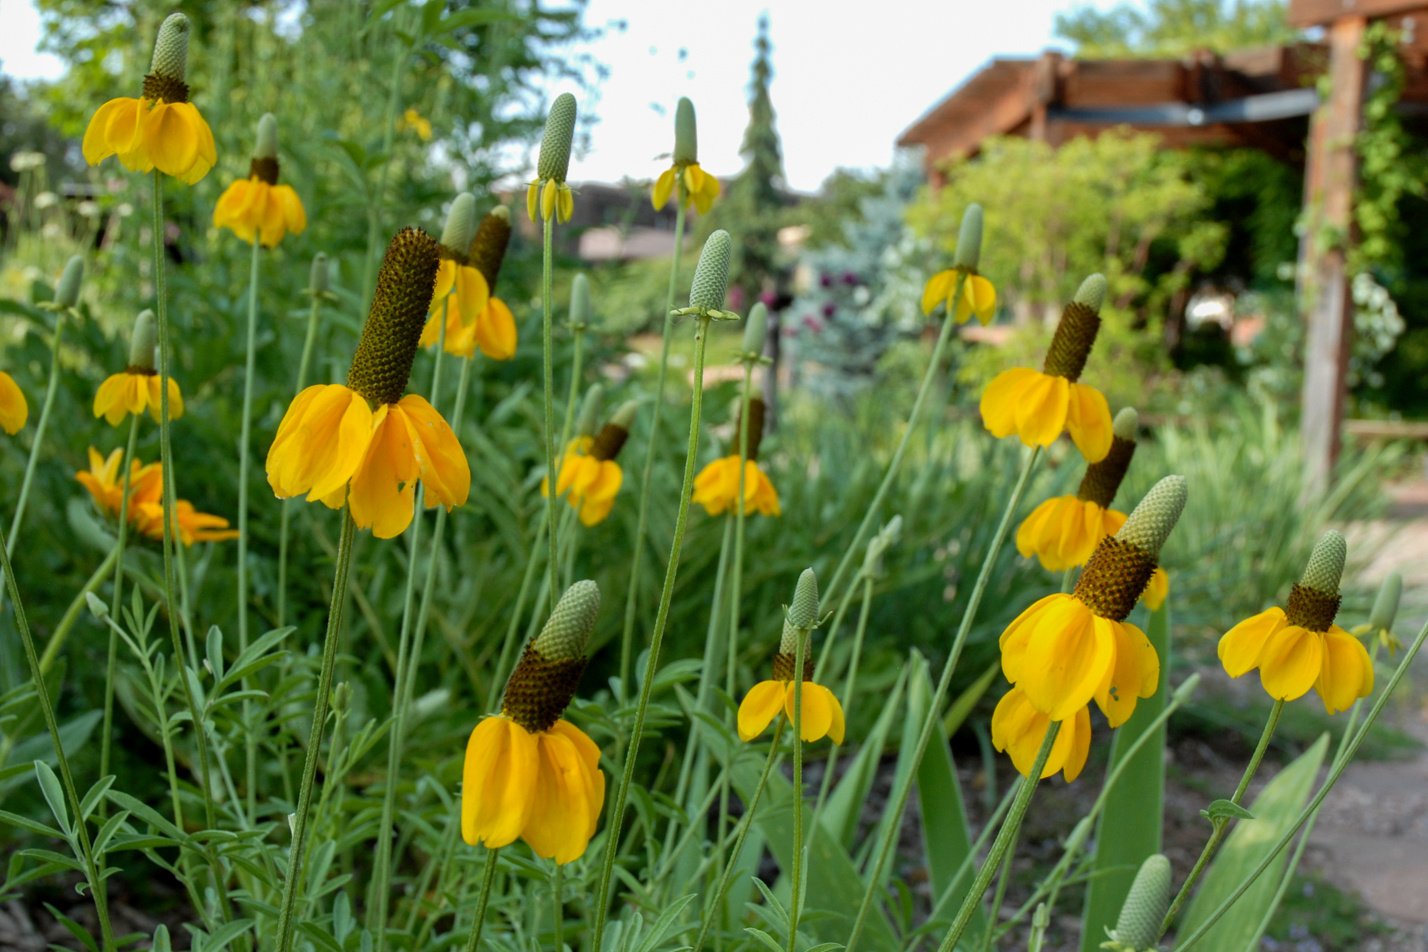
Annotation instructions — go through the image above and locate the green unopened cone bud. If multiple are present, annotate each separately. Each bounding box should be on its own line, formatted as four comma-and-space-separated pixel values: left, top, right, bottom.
347, 227, 441, 406
690, 230, 732, 311
55, 256, 84, 309
533, 579, 600, 661
129, 310, 158, 371
468, 207, 512, 291
1102, 854, 1170, 951
575, 383, 604, 439
674, 96, 698, 166
865, 514, 903, 576
1075, 273, 1108, 313
1369, 571, 1402, 632
1300, 530, 1347, 596
1115, 475, 1187, 559
440, 192, 478, 255
952, 203, 983, 271
537, 92, 577, 183
1112, 407, 1139, 441
331, 681, 352, 714
310, 253, 330, 294
150, 13, 190, 82
609, 400, 638, 430
570, 273, 591, 328
788, 568, 819, 631
255, 113, 279, 160
743, 301, 768, 355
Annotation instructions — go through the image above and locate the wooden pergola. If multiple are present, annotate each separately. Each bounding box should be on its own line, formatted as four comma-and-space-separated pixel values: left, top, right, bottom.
898, 6, 1428, 492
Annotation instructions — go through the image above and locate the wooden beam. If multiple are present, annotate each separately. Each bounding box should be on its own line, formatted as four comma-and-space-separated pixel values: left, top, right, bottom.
1298, 16, 1367, 497
1288, 0, 1427, 27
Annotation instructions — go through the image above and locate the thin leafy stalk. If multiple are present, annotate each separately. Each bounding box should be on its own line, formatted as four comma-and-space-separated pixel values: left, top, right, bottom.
462, 847, 502, 952
277, 283, 327, 627
558, 321, 585, 455
237, 235, 261, 822
541, 214, 560, 612
786, 625, 807, 952
847, 445, 1041, 951
619, 201, 687, 699
935, 722, 1060, 952
1160, 698, 1283, 935
275, 511, 358, 952
590, 313, 714, 948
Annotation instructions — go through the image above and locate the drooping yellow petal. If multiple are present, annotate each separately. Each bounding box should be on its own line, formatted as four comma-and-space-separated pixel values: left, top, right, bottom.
1013, 371, 1070, 449
557, 184, 574, 223
961, 274, 998, 325
738, 680, 786, 741
83, 98, 146, 168
652, 167, 677, 210
1218, 607, 1286, 679
348, 405, 420, 538
979, 367, 1040, 441
548, 720, 605, 838
1315, 625, 1374, 714
394, 394, 470, 511
142, 102, 199, 182
783, 680, 834, 742
523, 729, 598, 864
475, 297, 518, 360
461, 716, 539, 848
1066, 383, 1113, 462
1017, 596, 1114, 721
921, 269, 956, 317
266, 384, 375, 503
1059, 706, 1093, 782
998, 593, 1066, 685
1258, 624, 1324, 702
541, 179, 558, 221
1094, 617, 1160, 729
1141, 566, 1169, 610
526, 182, 540, 222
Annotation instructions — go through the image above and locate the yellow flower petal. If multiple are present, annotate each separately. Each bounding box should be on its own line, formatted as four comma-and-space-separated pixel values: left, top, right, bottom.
738, 680, 786, 741
963, 274, 998, 325
142, 102, 199, 182
1013, 371, 1070, 449
1315, 625, 1374, 714
921, 269, 956, 317
461, 716, 539, 848
998, 593, 1066, 685
652, 167, 677, 210
475, 297, 518, 360
783, 680, 835, 742
979, 367, 1039, 440
1258, 624, 1324, 702
1018, 595, 1114, 721
1066, 383, 1113, 462
1141, 566, 1169, 610
1218, 607, 1286, 679
1093, 617, 1159, 729
523, 728, 599, 864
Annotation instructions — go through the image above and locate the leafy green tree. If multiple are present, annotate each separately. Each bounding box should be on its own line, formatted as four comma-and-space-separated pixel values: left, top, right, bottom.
1055, 0, 1295, 57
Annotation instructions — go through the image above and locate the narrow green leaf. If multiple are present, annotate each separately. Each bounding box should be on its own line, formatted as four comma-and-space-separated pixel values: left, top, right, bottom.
0, 809, 63, 840
32, 761, 70, 836
1201, 800, 1255, 822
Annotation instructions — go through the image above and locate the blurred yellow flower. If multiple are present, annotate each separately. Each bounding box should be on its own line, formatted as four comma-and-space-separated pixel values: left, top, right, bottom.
1016, 496, 1125, 572
419, 295, 517, 360
652, 162, 720, 214
213, 177, 306, 247
93, 369, 184, 426
921, 267, 996, 324
541, 437, 623, 526
737, 676, 845, 744
981, 368, 1112, 461
693, 456, 780, 517
399, 107, 433, 141
0, 371, 27, 434
991, 685, 1091, 782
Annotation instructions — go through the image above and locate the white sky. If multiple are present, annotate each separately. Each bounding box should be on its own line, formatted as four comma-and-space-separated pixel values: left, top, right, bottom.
0, 0, 1119, 192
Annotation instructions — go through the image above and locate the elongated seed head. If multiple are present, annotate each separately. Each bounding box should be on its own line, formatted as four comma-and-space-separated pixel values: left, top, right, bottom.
1108, 854, 1170, 951
1115, 475, 1186, 559
440, 192, 478, 255
468, 207, 512, 291
255, 113, 279, 160
504, 580, 600, 732
674, 96, 698, 166
533, 580, 600, 661
952, 203, 984, 271
129, 309, 158, 371
570, 273, 591, 327
346, 228, 441, 406
609, 400, 638, 430
150, 13, 190, 82
1300, 530, 1347, 596
310, 252, 330, 294
789, 568, 819, 630
537, 93, 577, 182
1075, 273, 1108, 313
1112, 407, 1139, 441
690, 230, 733, 311
743, 301, 768, 355
1369, 571, 1402, 632
1044, 274, 1107, 380
576, 383, 604, 438
55, 256, 84, 309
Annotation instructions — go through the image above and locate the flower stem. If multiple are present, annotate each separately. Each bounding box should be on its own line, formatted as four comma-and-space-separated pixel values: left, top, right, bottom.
552, 863, 564, 950
238, 234, 261, 823
787, 629, 807, 952
846, 445, 1040, 952
277, 285, 326, 628
541, 214, 560, 614
99, 413, 139, 790
935, 721, 1059, 952
724, 361, 755, 706
1174, 616, 1427, 950
463, 847, 502, 952
275, 510, 358, 952
5, 307, 66, 556
1160, 697, 1283, 936
0, 523, 115, 950
558, 323, 585, 455
619, 202, 687, 701
820, 273, 967, 608
808, 573, 876, 832
692, 720, 784, 952
151, 171, 221, 837
591, 313, 714, 949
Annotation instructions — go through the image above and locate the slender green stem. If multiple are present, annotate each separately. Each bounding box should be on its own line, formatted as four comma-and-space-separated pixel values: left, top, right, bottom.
809, 574, 876, 835
558, 326, 585, 455
99, 414, 140, 789
275, 512, 358, 952
371, 308, 449, 948
278, 288, 326, 628
151, 171, 219, 838
591, 314, 714, 949
692, 721, 784, 952
620, 202, 687, 700
786, 630, 807, 952
724, 362, 755, 704
5, 308, 65, 556
1160, 697, 1283, 936
935, 722, 1059, 952
238, 235, 261, 823
0, 523, 115, 950
462, 847, 501, 952
979, 848, 1017, 952
846, 445, 1040, 952
552, 863, 564, 951
541, 215, 559, 613
821, 273, 966, 608
1175, 617, 1427, 949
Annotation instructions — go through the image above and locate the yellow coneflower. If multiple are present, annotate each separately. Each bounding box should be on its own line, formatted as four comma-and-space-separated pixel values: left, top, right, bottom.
991, 686, 1092, 782
999, 477, 1184, 728
738, 571, 845, 744
463, 581, 605, 864
266, 228, 470, 539
93, 310, 184, 426
82, 14, 216, 185
420, 206, 517, 360
693, 396, 780, 517
0, 371, 27, 434
543, 401, 635, 526
398, 107, 433, 141
1218, 531, 1373, 714
74, 448, 231, 544
921, 204, 996, 325
652, 97, 721, 214
212, 113, 307, 248
133, 497, 240, 546
981, 274, 1113, 462
526, 93, 576, 223
75, 447, 157, 518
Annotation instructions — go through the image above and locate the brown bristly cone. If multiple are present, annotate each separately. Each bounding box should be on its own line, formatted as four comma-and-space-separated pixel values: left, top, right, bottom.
1076, 436, 1135, 508
590, 423, 628, 462
346, 228, 440, 406
1285, 585, 1340, 632
249, 157, 279, 185
468, 207, 512, 293
141, 72, 189, 104
502, 647, 587, 733
772, 652, 815, 683
739, 397, 766, 462
1074, 537, 1156, 621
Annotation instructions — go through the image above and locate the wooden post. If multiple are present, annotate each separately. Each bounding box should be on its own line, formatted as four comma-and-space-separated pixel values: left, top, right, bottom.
1297, 15, 1367, 497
